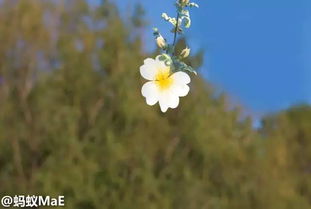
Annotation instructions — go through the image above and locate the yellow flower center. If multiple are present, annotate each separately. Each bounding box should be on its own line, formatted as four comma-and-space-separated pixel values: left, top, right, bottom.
155, 68, 173, 90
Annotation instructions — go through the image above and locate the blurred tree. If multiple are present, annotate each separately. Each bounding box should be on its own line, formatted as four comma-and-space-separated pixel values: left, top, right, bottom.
0, 1, 310, 209
261, 105, 311, 208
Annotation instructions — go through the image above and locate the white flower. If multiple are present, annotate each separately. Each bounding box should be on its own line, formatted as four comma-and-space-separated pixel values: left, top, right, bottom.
140, 57, 191, 112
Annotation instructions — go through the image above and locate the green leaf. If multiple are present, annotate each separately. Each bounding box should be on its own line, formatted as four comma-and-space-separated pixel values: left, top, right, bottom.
156, 54, 172, 67
179, 9, 191, 28
188, 2, 199, 8
161, 13, 177, 27
172, 57, 197, 75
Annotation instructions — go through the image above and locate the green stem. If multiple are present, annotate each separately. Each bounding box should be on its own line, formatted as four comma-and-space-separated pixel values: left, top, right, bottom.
172, 12, 180, 53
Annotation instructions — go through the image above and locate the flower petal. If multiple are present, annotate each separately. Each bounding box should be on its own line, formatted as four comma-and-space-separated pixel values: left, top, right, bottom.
158, 91, 180, 112
158, 93, 169, 112
140, 58, 157, 80
171, 71, 191, 84
171, 83, 190, 97
155, 56, 169, 69
141, 81, 159, 106
167, 93, 179, 109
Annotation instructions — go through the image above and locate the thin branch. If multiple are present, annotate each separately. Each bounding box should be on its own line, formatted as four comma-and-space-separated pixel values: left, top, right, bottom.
172, 12, 180, 49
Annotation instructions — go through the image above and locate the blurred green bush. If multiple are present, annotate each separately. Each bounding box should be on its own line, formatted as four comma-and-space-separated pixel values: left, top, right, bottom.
0, 1, 310, 208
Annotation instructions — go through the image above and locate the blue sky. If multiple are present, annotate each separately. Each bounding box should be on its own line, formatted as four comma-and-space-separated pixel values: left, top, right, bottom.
99, 0, 311, 116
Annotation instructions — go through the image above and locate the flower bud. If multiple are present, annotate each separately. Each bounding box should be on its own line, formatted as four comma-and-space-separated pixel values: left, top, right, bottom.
156, 35, 167, 49
179, 0, 190, 5
180, 47, 190, 58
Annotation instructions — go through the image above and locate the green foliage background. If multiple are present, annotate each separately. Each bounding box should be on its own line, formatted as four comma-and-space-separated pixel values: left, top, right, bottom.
0, 1, 310, 208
